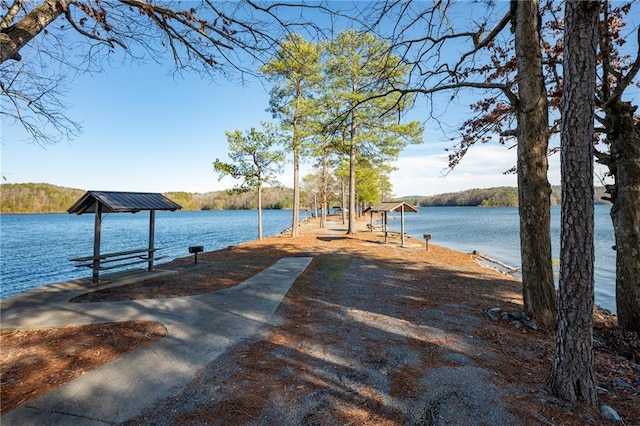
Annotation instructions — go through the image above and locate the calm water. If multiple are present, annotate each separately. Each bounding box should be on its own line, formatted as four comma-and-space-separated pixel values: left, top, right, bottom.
1, 206, 616, 312
385, 205, 615, 312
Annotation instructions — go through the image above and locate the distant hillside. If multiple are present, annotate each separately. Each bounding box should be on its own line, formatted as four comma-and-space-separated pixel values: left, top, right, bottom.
401, 186, 610, 207
0, 183, 295, 213
0, 183, 86, 213
165, 187, 294, 211
0, 183, 612, 213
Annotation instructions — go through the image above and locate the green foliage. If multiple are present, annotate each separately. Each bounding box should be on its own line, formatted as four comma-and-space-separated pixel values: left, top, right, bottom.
324, 30, 424, 163
262, 33, 323, 141
356, 160, 393, 206
197, 187, 294, 210
213, 122, 286, 191
262, 34, 324, 233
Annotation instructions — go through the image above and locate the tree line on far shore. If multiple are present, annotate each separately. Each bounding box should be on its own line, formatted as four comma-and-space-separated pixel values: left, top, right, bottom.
405, 186, 610, 207
0, 183, 295, 213
0, 182, 610, 214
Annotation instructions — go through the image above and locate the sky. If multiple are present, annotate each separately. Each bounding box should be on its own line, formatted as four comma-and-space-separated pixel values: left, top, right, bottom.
0, 3, 635, 198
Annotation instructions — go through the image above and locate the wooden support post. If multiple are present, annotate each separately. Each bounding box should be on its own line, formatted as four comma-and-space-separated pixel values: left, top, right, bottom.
92, 201, 102, 283
384, 212, 389, 243
423, 234, 431, 251
400, 205, 406, 247
148, 210, 155, 271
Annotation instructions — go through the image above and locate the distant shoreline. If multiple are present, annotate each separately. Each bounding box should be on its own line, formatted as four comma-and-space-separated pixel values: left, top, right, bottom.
1, 182, 610, 214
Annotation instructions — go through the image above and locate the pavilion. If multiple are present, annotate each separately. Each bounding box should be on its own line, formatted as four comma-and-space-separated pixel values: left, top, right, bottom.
68, 191, 182, 283
364, 201, 418, 247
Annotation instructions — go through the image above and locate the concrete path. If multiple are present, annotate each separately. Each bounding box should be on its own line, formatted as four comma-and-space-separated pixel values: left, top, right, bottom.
1, 257, 313, 426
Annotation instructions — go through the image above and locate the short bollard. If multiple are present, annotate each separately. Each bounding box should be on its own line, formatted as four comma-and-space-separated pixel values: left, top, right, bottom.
188, 246, 204, 265
423, 234, 431, 251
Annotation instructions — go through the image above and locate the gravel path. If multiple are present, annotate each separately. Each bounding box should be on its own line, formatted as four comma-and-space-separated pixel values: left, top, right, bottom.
123, 221, 525, 425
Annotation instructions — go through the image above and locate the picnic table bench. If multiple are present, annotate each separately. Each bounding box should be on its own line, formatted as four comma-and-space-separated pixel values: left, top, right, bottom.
70, 248, 165, 282
366, 223, 384, 232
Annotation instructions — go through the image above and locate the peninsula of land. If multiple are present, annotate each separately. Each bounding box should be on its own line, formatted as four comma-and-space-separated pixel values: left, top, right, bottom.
1, 216, 637, 424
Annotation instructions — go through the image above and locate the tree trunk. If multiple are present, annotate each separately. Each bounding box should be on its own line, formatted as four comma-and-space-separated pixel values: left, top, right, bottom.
546, 0, 599, 405
320, 152, 329, 229
291, 87, 302, 237
257, 183, 263, 240
347, 106, 358, 235
605, 100, 640, 334
347, 141, 357, 234
341, 178, 347, 224
291, 145, 300, 237
513, 0, 557, 328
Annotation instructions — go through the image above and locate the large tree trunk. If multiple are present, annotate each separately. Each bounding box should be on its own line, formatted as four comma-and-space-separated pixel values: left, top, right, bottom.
257, 183, 263, 240
347, 109, 357, 235
546, 0, 599, 405
605, 100, 640, 334
513, 0, 557, 329
291, 90, 301, 237
347, 142, 357, 234
291, 145, 300, 237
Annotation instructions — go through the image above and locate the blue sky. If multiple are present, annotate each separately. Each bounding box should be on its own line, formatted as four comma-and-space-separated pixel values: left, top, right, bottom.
1, 3, 636, 198
0, 53, 545, 197
2, 59, 276, 194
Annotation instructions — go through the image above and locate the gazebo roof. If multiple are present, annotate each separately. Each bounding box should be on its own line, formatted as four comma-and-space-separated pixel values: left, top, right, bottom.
68, 191, 182, 214
365, 201, 418, 213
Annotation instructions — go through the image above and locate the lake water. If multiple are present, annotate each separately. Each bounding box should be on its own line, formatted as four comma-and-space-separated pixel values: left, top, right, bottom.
385, 205, 615, 312
1, 206, 616, 312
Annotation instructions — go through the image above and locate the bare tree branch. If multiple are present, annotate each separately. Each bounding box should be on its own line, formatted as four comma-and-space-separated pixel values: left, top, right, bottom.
0, 0, 346, 144
0, 0, 23, 29
1, 0, 69, 62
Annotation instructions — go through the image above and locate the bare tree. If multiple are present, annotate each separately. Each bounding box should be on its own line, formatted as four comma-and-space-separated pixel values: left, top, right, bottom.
0, 0, 345, 144
594, 0, 640, 334
512, 0, 557, 328
359, 1, 557, 327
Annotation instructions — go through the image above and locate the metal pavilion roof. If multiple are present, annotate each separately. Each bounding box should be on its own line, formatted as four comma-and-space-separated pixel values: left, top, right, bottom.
68, 191, 182, 214
365, 201, 418, 214
364, 201, 417, 247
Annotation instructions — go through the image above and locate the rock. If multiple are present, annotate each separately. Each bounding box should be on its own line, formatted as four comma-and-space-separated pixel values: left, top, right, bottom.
512, 311, 527, 320
599, 382, 615, 392
635, 364, 640, 373
600, 405, 622, 422
614, 378, 634, 389
486, 309, 500, 321
594, 336, 608, 347
522, 319, 538, 331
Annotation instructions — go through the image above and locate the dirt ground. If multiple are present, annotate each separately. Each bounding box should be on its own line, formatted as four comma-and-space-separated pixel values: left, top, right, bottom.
1, 218, 638, 424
